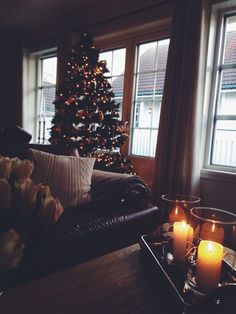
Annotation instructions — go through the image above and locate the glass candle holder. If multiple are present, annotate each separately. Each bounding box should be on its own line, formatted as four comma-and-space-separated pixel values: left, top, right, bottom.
161, 194, 201, 224
160, 194, 201, 264
186, 207, 236, 296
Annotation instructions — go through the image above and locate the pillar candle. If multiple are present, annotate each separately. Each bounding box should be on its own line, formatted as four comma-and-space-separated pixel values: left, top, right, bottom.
173, 221, 193, 263
196, 240, 223, 293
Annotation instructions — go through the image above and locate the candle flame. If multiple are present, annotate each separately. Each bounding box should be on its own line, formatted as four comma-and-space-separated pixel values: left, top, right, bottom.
207, 241, 213, 252
212, 223, 215, 232
175, 207, 178, 215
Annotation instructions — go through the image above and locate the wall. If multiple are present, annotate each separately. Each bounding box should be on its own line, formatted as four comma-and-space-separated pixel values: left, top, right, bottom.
0, 31, 23, 126
201, 172, 236, 213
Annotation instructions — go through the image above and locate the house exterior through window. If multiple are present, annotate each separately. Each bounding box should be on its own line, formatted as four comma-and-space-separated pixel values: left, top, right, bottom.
205, 10, 236, 172
23, 49, 57, 143
131, 39, 169, 157
98, 35, 169, 158
100, 48, 126, 117
37, 54, 57, 143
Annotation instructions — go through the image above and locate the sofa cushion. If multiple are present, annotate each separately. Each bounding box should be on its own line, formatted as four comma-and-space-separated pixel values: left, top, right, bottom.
27, 149, 95, 209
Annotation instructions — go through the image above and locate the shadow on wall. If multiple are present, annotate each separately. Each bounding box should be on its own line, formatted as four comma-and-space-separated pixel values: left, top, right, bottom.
0, 31, 23, 127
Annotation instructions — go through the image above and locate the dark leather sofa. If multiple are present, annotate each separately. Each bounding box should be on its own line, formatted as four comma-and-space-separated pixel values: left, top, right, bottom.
0, 141, 159, 288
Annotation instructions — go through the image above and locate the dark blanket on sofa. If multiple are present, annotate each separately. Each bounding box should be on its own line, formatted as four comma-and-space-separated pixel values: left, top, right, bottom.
91, 169, 151, 209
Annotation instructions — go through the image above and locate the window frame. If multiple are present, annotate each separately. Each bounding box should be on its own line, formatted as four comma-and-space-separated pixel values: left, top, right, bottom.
203, 5, 236, 175
23, 47, 57, 144
36, 52, 57, 144
95, 21, 170, 159
130, 38, 170, 157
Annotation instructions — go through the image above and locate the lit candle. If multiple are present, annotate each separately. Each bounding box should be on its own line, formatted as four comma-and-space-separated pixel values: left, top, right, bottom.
173, 221, 193, 263
169, 203, 186, 223
196, 240, 223, 293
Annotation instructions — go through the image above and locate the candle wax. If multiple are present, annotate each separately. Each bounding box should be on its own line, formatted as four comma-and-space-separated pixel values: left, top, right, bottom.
196, 240, 223, 293
173, 221, 193, 263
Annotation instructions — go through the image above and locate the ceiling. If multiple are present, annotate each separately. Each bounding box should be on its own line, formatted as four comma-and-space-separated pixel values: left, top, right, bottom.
0, 0, 162, 35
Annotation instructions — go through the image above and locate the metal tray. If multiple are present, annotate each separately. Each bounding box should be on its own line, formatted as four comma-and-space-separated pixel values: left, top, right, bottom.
139, 234, 236, 314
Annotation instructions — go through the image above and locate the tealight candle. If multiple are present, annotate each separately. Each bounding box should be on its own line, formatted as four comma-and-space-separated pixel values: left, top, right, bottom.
173, 221, 193, 262
196, 240, 223, 293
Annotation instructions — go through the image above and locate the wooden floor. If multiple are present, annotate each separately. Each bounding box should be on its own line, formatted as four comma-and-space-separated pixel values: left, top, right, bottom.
0, 244, 172, 314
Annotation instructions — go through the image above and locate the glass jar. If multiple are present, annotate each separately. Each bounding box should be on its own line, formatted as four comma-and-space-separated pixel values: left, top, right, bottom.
185, 207, 236, 296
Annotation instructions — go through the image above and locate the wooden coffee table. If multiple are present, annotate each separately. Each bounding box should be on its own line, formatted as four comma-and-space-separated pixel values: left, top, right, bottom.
0, 244, 171, 314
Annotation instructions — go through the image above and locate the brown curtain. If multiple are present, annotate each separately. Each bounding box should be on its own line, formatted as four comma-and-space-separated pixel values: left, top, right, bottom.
152, 0, 211, 204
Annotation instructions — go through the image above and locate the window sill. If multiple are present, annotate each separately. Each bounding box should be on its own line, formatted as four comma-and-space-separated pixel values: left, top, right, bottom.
201, 168, 236, 184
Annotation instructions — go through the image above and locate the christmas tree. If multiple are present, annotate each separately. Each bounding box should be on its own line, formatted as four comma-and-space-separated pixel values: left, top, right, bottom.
50, 33, 134, 173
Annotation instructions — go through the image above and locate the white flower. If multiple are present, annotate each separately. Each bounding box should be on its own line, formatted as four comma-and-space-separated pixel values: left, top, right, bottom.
0, 229, 25, 272
40, 187, 64, 222
54, 198, 64, 221
0, 179, 11, 209
15, 178, 41, 218
11, 158, 34, 180
23, 186, 64, 239
0, 156, 12, 181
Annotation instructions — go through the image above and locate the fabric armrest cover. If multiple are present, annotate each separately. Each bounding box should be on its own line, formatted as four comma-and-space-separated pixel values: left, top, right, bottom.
91, 169, 151, 210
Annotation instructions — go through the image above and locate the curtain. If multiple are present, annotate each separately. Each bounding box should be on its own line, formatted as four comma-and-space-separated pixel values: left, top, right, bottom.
152, 0, 211, 205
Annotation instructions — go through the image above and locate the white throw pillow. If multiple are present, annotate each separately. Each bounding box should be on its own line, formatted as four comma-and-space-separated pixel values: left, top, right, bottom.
27, 149, 95, 209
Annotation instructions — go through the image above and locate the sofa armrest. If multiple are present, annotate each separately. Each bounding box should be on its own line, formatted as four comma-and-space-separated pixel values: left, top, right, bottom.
0, 124, 32, 143
91, 169, 151, 210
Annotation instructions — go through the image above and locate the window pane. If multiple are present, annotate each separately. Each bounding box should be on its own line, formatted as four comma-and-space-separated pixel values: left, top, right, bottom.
112, 49, 126, 76
42, 57, 57, 85
134, 101, 153, 128
131, 39, 169, 157
134, 99, 161, 129
223, 15, 236, 64
221, 68, 236, 91
137, 42, 157, 72
212, 120, 236, 167
99, 48, 126, 115
218, 90, 236, 115
42, 87, 56, 116
137, 73, 155, 97
38, 55, 57, 144
151, 98, 162, 128
210, 14, 236, 169
155, 40, 169, 95
132, 128, 158, 157
100, 51, 112, 76
111, 76, 124, 98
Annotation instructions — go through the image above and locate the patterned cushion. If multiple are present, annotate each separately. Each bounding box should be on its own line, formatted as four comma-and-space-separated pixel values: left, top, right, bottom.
27, 149, 95, 209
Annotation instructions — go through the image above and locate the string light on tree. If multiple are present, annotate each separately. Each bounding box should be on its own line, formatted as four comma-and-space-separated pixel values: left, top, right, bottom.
50, 33, 134, 173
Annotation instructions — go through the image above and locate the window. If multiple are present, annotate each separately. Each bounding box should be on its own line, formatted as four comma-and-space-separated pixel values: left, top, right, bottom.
100, 48, 126, 115
37, 55, 57, 143
131, 39, 169, 157
23, 50, 57, 143
205, 11, 236, 171
98, 31, 170, 158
